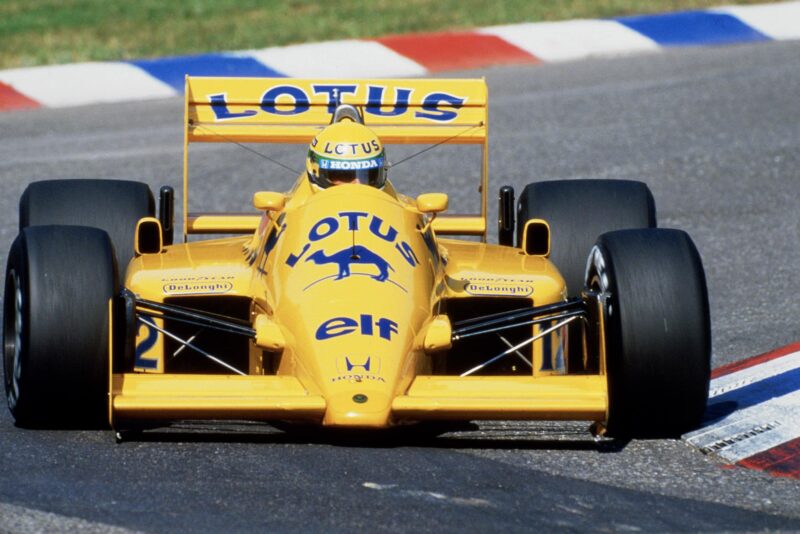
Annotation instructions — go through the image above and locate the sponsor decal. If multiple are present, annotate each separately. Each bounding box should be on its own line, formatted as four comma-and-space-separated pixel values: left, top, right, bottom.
464, 276, 534, 297
331, 355, 386, 384
209, 84, 466, 123
207, 92, 258, 121
161, 275, 235, 282
316, 314, 398, 341
286, 212, 419, 290
319, 156, 383, 170
318, 140, 381, 158
306, 245, 394, 282
162, 281, 234, 295
134, 318, 160, 370
254, 216, 287, 276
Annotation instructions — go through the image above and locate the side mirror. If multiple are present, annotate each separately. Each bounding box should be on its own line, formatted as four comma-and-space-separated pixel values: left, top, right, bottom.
135, 217, 164, 255
253, 192, 286, 212
254, 314, 286, 351
416, 193, 448, 214
422, 315, 452, 353
521, 219, 550, 257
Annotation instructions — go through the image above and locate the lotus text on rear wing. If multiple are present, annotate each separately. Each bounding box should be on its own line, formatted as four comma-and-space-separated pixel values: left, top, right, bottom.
208, 84, 468, 122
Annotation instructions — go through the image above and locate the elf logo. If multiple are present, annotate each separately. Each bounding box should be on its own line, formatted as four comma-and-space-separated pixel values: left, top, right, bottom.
316, 314, 399, 341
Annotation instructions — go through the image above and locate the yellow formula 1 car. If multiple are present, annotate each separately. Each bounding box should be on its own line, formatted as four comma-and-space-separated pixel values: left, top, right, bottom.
3, 78, 711, 438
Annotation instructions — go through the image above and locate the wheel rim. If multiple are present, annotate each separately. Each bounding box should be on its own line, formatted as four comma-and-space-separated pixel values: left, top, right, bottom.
586, 245, 613, 317
4, 270, 22, 410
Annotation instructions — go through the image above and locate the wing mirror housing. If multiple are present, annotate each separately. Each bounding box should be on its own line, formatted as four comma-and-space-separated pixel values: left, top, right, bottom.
253, 192, 286, 212
422, 315, 452, 353
254, 314, 286, 351
521, 219, 550, 257
416, 193, 448, 214
417, 193, 448, 234
135, 217, 164, 255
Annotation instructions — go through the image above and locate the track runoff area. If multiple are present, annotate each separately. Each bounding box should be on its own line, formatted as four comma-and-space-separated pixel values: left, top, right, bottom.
683, 342, 800, 479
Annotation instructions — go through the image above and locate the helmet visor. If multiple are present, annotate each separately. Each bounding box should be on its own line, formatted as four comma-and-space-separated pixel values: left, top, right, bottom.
310, 151, 386, 188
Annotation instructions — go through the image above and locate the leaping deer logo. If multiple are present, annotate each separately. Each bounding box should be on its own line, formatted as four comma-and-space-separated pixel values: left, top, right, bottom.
306, 245, 394, 282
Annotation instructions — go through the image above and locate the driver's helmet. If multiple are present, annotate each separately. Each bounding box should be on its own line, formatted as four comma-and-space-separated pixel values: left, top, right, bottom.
306, 121, 387, 189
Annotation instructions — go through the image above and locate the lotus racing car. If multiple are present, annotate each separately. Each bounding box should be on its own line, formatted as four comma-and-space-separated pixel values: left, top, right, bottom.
3, 78, 711, 439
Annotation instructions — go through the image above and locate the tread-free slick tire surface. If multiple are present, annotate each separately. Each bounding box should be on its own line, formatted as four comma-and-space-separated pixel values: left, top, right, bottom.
588, 228, 711, 438
3, 226, 117, 428
20, 179, 154, 275
517, 179, 656, 297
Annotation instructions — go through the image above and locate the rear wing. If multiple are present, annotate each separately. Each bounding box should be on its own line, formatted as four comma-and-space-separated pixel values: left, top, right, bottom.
183, 77, 489, 240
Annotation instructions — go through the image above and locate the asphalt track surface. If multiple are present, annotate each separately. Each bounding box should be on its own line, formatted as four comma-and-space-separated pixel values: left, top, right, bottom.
1, 41, 799, 532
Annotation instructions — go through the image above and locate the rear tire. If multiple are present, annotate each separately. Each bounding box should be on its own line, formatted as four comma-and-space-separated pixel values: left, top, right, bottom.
586, 229, 711, 438
3, 226, 117, 428
20, 179, 154, 275
517, 179, 656, 295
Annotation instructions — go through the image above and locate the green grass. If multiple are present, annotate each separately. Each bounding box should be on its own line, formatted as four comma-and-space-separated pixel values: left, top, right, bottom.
0, 0, 772, 69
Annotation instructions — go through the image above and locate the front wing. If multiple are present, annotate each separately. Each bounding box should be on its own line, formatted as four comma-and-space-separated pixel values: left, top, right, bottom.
109, 293, 609, 428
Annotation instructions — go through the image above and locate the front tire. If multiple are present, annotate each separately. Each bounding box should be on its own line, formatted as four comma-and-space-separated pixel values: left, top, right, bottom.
587, 229, 711, 438
4, 226, 117, 428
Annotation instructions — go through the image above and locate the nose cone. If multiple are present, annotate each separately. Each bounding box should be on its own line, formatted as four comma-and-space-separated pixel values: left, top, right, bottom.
323, 388, 394, 427
288, 294, 413, 428
266, 186, 436, 428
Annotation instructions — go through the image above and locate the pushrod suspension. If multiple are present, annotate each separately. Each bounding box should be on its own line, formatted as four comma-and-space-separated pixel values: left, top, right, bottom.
133, 295, 255, 338
451, 298, 585, 338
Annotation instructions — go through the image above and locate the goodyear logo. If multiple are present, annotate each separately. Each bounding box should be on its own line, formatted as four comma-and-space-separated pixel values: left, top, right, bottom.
208, 84, 466, 123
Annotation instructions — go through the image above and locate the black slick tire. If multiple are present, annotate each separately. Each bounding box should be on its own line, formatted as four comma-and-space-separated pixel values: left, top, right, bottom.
517, 179, 656, 295
586, 228, 711, 438
3, 226, 117, 428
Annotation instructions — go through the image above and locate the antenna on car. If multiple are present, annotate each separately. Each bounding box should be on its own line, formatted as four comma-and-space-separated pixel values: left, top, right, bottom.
191, 123, 301, 177
387, 122, 483, 169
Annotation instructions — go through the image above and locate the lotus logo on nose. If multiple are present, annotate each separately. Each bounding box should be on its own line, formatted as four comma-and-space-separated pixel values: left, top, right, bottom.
306, 246, 394, 282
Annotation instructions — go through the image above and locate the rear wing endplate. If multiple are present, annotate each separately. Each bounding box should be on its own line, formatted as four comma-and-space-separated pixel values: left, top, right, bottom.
183, 77, 489, 240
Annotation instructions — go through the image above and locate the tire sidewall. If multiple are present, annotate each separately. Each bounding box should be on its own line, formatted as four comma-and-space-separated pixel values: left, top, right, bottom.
588, 229, 711, 438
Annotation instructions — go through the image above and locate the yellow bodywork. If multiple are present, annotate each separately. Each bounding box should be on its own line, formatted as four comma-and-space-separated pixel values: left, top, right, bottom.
110, 77, 608, 430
